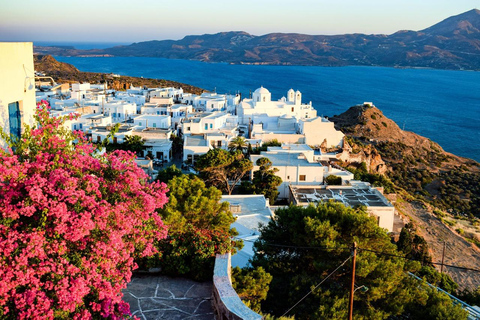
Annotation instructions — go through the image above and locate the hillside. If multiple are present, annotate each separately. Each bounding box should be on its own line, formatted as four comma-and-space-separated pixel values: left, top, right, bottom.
34, 9, 480, 70
331, 104, 480, 289
34, 55, 205, 94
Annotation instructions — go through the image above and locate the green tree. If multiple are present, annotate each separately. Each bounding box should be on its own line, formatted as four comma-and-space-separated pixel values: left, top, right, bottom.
170, 133, 183, 159
156, 164, 183, 183
396, 222, 432, 265
232, 266, 273, 312
158, 175, 235, 233
324, 175, 342, 185
229, 136, 249, 154
124, 134, 145, 154
251, 157, 282, 204
403, 285, 467, 319
142, 174, 242, 280
251, 203, 466, 319
195, 148, 253, 195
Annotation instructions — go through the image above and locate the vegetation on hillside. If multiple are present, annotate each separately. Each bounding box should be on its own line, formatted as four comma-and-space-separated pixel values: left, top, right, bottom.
248, 203, 467, 319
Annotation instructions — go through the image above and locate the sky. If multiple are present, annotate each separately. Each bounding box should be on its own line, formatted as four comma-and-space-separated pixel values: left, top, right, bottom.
0, 0, 478, 44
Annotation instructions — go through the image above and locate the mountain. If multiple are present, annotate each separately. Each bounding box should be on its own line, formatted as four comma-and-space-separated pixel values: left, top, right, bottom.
34, 9, 480, 70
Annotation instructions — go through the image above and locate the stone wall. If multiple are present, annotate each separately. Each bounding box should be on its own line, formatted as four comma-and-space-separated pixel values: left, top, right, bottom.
212, 253, 263, 320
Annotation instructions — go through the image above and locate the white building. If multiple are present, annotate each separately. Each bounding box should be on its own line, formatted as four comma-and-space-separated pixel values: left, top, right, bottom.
182, 92, 240, 113
289, 181, 396, 232
115, 92, 146, 108
89, 100, 136, 122
135, 128, 173, 161
91, 124, 133, 144
0, 42, 36, 148
237, 87, 317, 125
251, 144, 354, 198
298, 117, 344, 148
220, 195, 274, 268
149, 87, 183, 101
181, 112, 236, 135
134, 115, 171, 130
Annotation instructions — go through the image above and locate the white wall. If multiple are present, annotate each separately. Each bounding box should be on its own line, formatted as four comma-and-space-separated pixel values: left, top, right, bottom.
0, 42, 36, 148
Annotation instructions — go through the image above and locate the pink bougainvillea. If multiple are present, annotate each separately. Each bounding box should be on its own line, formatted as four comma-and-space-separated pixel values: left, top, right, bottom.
0, 101, 168, 319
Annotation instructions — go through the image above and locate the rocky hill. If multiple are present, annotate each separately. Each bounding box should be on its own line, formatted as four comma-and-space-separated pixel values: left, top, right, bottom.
331, 103, 480, 289
34, 9, 480, 70
34, 55, 205, 94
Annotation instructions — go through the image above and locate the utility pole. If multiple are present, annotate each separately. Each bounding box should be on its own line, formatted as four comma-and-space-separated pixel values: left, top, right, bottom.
441, 241, 446, 273
348, 242, 357, 320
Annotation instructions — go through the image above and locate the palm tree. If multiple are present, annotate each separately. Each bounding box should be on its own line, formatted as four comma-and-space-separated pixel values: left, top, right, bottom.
228, 136, 248, 154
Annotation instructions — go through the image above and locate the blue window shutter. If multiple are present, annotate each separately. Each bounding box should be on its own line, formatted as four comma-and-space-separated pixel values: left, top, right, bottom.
8, 102, 21, 139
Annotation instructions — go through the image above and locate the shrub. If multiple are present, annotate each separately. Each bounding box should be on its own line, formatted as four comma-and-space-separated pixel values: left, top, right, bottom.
324, 175, 342, 185
0, 101, 168, 319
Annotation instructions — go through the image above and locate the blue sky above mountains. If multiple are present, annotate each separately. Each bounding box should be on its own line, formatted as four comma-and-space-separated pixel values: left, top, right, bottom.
0, 0, 477, 42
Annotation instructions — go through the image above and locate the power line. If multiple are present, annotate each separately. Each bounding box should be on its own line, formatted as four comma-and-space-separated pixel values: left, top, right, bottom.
281, 255, 353, 317
247, 239, 480, 273
358, 247, 480, 273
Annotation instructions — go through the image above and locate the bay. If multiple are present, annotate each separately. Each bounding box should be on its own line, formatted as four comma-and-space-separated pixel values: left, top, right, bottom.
53, 55, 480, 162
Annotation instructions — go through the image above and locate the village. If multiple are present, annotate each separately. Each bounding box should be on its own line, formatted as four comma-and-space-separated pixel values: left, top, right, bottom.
32, 60, 408, 263
4, 40, 480, 320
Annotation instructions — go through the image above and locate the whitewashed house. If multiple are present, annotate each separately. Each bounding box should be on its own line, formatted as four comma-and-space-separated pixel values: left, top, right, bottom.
134, 114, 171, 130
251, 144, 353, 199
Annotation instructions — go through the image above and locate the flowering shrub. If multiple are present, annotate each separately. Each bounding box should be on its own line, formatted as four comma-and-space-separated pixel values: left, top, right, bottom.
0, 101, 168, 319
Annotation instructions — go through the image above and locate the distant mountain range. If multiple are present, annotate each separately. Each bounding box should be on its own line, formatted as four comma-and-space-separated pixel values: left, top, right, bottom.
34, 9, 480, 70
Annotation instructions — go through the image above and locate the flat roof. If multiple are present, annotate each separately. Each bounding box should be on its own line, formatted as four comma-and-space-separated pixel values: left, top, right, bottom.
251, 153, 321, 167
290, 185, 392, 208
185, 135, 208, 147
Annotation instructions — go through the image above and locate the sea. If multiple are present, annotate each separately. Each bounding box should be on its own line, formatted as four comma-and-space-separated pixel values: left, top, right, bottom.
48, 48, 480, 162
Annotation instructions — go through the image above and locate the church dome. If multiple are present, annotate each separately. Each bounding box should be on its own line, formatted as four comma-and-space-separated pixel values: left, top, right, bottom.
254, 86, 270, 94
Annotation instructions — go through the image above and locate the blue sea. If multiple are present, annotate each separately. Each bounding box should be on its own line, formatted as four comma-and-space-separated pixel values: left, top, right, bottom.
53, 55, 480, 162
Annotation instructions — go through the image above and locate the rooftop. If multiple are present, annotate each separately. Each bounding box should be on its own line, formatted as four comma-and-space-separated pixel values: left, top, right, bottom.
251, 153, 321, 167
185, 135, 208, 147
220, 195, 273, 268
290, 184, 393, 208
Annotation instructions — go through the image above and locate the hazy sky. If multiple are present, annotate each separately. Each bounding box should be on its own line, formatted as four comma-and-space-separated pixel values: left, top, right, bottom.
0, 0, 478, 43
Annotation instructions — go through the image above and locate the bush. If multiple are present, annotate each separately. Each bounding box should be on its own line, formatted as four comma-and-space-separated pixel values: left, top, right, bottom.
155, 224, 235, 281
0, 101, 169, 318
324, 175, 342, 185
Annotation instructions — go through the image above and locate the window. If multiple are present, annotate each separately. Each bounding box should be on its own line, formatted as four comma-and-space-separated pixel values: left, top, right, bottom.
211, 104, 214, 108
291, 107, 294, 112
8, 101, 21, 139
217, 141, 222, 148
205, 123, 208, 130
139, 122, 142, 126
210, 123, 213, 129
299, 175, 306, 181
113, 137, 117, 144
187, 127, 190, 131
73, 124, 77, 130
97, 136, 101, 142
79, 123, 83, 129
153, 123, 157, 128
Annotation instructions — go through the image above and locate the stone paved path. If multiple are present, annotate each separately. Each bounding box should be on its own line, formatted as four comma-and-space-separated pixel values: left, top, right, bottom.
123, 274, 215, 320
